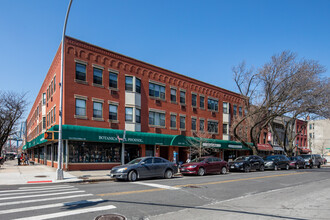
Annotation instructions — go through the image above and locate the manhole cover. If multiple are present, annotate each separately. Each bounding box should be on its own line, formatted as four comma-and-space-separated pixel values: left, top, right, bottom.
95, 214, 126, 220
34, 175, 48, 178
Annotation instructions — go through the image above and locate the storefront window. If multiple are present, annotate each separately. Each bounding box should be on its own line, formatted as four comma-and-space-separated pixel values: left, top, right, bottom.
47, 145, 51, 160
68, 141, 121, 163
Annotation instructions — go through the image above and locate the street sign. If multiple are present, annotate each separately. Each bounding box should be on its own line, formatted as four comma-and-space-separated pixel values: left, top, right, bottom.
44, 132, 54, 141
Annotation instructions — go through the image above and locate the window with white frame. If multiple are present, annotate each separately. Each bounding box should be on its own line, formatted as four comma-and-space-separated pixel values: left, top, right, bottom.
149, 82, 165, 99
136, 78, 141, 94
109, 104, 118, 120
170, 88, 176, 102
136, 108, 141, 123
200, 119, 205, 131
76, 63, 86, 81
208, 98, 218, 111
200, 96, 205, 109
223, 102, 228, 114
233, 104, 237, 116
125, 107, 133, 122
75, 99, 86, 116
109, 72, 118, 89
180, 91, 186, 104
191, 118, 197, 130
125, 76, 133, 92
149, 111, 165, 126
170, 115, 176, 128
192, 94, 197, 107
180, 116, 186, 129
93, 67, 103, 85
93, 102, 103, 118
208, 121, 218, 133
223, 123, 228, 135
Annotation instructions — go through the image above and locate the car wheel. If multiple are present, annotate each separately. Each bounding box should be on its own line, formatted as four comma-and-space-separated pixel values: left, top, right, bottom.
197, 167, 205, 176
259, 165, 264, 172
164, 169, 173, 179
244, 165, 250, 173
286, 164, 290, 170
295, 164, 299, 169
221, 166, 227, 174
274, 165, 278, 171
128, 170, 137, 182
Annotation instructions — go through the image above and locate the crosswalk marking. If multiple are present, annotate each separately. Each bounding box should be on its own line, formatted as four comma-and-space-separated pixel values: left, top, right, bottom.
0, 194, 93, 207
132, 182, 180, 190
0, 190, 85, 201
0, 198, 103, 214
0, 185, 74, 194
13, 205, 117, 220
18, 185, 74, 190
0, 187, 77, 196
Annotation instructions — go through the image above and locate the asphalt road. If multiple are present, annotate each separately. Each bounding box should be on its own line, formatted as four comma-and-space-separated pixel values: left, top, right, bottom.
0, 168, 329, 220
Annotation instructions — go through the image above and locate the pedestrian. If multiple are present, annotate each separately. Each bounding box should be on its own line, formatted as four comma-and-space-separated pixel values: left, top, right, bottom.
17, 154, 21, 166
25, 153, 29, 165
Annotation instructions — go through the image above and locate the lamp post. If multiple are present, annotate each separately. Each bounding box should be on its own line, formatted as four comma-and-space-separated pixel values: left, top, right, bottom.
57, 0, 73, 180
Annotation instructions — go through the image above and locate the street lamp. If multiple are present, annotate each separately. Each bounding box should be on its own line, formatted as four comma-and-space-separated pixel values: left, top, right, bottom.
57, 0, 73, 180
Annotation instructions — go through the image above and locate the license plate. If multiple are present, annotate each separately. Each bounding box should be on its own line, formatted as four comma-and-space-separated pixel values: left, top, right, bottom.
181, 169, 186, 171
231, 166, 234, 169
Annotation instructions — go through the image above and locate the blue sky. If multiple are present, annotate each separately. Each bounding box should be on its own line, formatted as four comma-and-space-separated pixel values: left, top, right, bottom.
1, 0, 329, 116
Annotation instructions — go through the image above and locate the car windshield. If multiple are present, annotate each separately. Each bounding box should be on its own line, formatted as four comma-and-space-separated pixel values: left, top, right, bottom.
234, 156, 249, 161
300, 155, 311, 159
191, 157, 206, 163
127, 158, 143, 165
290, 157, 297, 161
264, 156, 278, 161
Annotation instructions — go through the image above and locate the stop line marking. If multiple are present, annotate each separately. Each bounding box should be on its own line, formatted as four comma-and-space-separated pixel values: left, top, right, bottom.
132, 182, 180, 190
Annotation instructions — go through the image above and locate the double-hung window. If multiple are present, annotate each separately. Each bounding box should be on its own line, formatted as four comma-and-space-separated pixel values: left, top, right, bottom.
208, 121, 218, 133
149, 82, 165, 99
170, 88, 176, 102
75, 99, 86, 116
136, 109, 141, 123
149, 111, 165, 126
180, 91, 186, 104
200, 119, 205, 131
93, 102, 103, 118
76, 63, 86, 81
233, 104, 237, 116
200, 96, 205, 109
136, 78, 141, 94
208, 98, 218, 111
125, 76, 133, 92
223, 102, 228, 114
93, 68, 103, 85
109, 104, 118, 120
239, 106, 242, 116
191, 118, 197, 130
180, 116, 186, 129
223, 124, 228, 134
192, 94, 197, 107
170, 115, 176, 128
125, 107, 133, 122
109, 72, 118, 89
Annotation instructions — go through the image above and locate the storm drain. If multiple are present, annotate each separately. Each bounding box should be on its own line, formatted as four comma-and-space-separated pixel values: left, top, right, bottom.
94, 214, 126, 220
34, 175, 48, 178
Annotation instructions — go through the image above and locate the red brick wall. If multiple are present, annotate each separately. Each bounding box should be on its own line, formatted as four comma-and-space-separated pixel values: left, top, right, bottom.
63, 37, 246, 139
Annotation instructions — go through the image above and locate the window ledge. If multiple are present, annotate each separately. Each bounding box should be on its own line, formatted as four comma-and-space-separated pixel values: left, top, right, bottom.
179, 129, 186, 131
74, 115, 88, 120
92, 117, 104, 121
92, 83, 104, 88
75, 79, 88, 85
180, 103, 186, 106
149, 125, 166, 129
108, 87, 119, 91
150, 97, 166, 101
170, 101, 177, 104
170, 127, 177, 130
108, 119, 119, 123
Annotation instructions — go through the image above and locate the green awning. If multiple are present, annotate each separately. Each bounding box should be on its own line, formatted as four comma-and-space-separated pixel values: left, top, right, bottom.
25, 125, 251, 151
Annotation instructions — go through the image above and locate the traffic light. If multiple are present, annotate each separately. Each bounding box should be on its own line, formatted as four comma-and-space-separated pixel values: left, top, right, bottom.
44, 132, 54, 141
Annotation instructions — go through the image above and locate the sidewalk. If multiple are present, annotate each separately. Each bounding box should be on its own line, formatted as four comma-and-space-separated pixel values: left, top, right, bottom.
0, 160, 112, 185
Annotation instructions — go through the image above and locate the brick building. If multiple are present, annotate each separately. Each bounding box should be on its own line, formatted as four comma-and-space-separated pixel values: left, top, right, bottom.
24, 37, 250, 170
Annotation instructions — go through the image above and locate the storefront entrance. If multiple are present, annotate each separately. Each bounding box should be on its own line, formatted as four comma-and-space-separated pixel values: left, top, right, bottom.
125, 144, 140, 164
160, 146, 169, 160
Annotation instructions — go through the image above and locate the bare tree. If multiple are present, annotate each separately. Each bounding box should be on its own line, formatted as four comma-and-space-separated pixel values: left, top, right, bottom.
187, 130, 219, 158
232, 51, 328, 154
0, 91, 27, 153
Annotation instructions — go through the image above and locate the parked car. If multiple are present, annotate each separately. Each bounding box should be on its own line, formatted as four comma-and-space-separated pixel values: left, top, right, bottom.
289, 156, 306, 169
300, 154, 322, 168
180, 156, 228, 176
110, 157, 178, 181
229, 155, 265, 172
5, 152, 16, 160
264, 155, 290, 170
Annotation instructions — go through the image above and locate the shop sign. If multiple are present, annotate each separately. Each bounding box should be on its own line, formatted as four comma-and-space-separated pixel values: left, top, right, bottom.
203, 143, 221, 147
228, 145, 243, 149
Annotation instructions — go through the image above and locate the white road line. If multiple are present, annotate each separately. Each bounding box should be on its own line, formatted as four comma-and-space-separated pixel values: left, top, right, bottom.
0, 190, 85, 201
18, 185, 74, 190
13, 205, 117, 220
0, 194, 93, 207
0, 198, 103, 215
0, 187, 77, 196
132, 182, 180, 190
0, 185, 74, 194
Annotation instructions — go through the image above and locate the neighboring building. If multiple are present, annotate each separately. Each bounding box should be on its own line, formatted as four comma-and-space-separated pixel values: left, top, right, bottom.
24, 37, 250, 170
308, 119, 330, 160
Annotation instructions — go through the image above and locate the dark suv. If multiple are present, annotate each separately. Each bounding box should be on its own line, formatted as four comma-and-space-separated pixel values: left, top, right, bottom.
300, 154, 322, 168
229, 155, 265, 172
